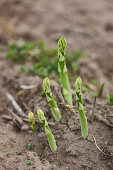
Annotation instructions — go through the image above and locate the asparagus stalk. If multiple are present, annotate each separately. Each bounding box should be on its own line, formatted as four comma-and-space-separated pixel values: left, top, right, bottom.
58, 36, 72, 105
28, 111, 36, 131
43, 77, 61, 122
37, 109, 57, 152
75, 76, 88, 139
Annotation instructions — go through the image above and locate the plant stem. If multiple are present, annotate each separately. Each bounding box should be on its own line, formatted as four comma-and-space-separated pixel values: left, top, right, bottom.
75, 76, 88, 139
28, 111, 36, 131
37, 109, 57, 152
43, 77, 61, 122
58, 36, 72, 105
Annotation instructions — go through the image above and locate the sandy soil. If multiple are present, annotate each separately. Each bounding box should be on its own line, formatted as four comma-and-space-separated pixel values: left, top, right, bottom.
0, 0, 113, 169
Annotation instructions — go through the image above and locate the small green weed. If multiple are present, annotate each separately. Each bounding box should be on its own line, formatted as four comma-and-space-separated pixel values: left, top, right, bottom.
6, 152, 12, 156
96, 83, 104, 97
89, 79, 97, 86
91, 83, 104, 98
27, 160, 34, 165
85, 88, 91, 93
11, 143, 15, 147
33, 152, 37, 156
27, 144, 35, 150
49, 164, 56, 168
107, 94, 113, 105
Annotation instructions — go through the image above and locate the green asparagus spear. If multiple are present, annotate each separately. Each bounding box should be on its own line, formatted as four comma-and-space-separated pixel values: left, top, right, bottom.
28, 111, 36, 131
43, 77, 61, 122
58, 36, 72, 105
75, 76, 88, 138
37, 109, 57, 152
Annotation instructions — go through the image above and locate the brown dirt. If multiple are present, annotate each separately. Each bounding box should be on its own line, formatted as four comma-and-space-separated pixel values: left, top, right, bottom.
0, 0, 113, 169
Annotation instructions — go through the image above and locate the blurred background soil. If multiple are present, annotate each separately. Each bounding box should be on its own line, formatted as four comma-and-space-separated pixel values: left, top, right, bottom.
0, 0, 113, 91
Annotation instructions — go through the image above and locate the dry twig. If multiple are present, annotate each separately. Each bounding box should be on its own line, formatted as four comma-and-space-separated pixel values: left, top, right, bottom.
20, 83, 38, 90
94, 114, 113, 128
8, 108, 24, 128
92, 134, 105, 155
6, 92, 25, 117
91, 96, 96, 123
